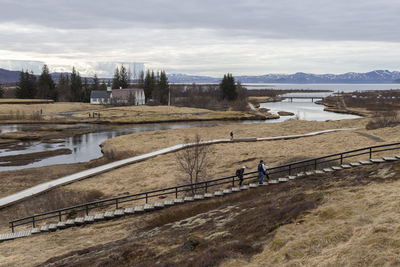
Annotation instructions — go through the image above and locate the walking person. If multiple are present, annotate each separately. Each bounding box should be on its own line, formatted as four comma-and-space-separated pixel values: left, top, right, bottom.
235, 166, 246, 186
230, 131, 234, 140
258, 160, 268, 184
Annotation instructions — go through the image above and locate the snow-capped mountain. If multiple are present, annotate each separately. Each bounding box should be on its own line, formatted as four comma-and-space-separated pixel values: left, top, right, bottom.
167, 70, 400, 84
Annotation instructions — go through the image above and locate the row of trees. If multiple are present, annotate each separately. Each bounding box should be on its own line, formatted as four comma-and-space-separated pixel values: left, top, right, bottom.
140, 70, 169, 105
0, 83, 3, 98
15, 65, 109, 102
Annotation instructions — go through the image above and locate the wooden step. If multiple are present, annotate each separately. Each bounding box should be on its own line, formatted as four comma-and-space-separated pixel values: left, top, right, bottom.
239, 185, 249, 190
341, 164, 352, 169
84, 215, 95, 223
173, 198, 184, 204
154, 202, 165, 209
204, 193, 214, 198
315, 170, 325, 174
213, 191, 223, 197
143, 204, 154, 212
278, 178, 289, 182
370, 158, 385, 163
164, 200, 175, 206
74, 217, 85, 225
231, 187, 241, 192
268, 180, 279, 184
331, 166, 343, 171
48, 224, 58, 232
114, 209, 125, 217
249, 183, 259, 188
360, 160, 373, 165
56, 221, 67, 229
223, 189, 232, 194
383, 157, 397, 161
134, 205, 145, 213
288, 176, 297, 180
305, 171, 315, 176
104, 211, 115, 219
93, 213, 105, 221
65, 219, 76, 227
183, 196, 194, 202
323, 168, 333, 172
194, 194, 205, 200
39, 225, 49, 232
350, 162, 361, 167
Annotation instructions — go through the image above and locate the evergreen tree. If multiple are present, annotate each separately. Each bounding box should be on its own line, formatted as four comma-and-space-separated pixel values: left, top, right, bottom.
16, 70, 37, 99
100, 80, 107, 91
70, 67, 82, 102
112, 67, 120, 89
119, 65, 129, 88
158, 71, 169, 105
143, 70, 153, 102
82, 77, 91, 103
92, 74, 100, 91
37, 64, 57, 100
57, 73, 71, 101
138, 71, 144, 89
0, 83, 4, 98
219, 73, 237, 101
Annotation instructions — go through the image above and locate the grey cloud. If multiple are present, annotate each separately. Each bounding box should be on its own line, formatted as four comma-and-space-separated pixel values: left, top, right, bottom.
1, 0, 400, 42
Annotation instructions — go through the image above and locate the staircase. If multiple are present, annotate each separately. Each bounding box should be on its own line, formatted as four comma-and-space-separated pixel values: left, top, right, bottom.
1, 155, 399, 243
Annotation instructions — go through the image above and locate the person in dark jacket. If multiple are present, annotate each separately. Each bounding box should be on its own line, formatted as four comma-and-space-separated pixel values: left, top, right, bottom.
236, 166, 246, 186
258, 160, 266, 184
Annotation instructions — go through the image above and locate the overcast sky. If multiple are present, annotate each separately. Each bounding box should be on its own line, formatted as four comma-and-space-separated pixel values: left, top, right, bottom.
1, 0, 400, 76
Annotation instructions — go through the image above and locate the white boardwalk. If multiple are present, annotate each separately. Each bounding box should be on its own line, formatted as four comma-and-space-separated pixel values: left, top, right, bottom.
0, 128, 354, 208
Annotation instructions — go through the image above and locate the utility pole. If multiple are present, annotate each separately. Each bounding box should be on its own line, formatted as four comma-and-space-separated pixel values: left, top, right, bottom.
168, 85, 171, 106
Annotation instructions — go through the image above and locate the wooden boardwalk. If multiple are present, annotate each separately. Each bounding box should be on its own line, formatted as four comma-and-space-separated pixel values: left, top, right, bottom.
0, 128, 354, 209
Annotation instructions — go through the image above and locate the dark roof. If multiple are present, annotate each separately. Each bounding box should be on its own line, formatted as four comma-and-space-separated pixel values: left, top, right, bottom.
90, 90, 111, 99
112, 88, 143, 99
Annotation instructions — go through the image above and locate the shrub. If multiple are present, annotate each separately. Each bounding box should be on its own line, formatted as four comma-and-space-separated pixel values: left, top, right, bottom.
366, 110, 400, 130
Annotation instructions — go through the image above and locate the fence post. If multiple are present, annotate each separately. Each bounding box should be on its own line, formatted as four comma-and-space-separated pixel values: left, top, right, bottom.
232, 176, 235, 187
11, 222, 14, 233
314, 159, 317, 170
340, 154, 343, 165
175, 187, 178, 198
145, 193, 148, 204
288, 165, 291, 176
58, 211, 62, 222
86, 205, 89, 215
116, 199, 119, 209
32, 216, 35, 229
205, 182, 208, 193
369, 148, 372, 159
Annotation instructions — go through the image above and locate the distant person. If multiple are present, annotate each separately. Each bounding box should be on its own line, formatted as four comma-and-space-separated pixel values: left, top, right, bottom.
236, 166, 246, 186
258, 160, 269, 184
230, 131, 234, 140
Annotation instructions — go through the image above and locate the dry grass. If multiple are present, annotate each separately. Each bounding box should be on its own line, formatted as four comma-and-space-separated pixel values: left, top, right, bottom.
245, 175, 400, 266
0, 99, 54, 104
6, 161, 399, 267
0, 102, 95, 117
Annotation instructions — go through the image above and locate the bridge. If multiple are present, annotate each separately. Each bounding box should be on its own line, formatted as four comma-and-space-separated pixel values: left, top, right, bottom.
280, 95, 325, 102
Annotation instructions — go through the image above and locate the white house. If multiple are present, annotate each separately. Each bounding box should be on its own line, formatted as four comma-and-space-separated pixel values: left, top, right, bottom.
90, 90, 111, 105
90, 87, 145, 105
111, 88, 145, 105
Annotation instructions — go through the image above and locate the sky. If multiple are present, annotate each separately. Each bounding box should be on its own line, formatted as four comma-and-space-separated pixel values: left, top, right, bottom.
0, 0, 400, 77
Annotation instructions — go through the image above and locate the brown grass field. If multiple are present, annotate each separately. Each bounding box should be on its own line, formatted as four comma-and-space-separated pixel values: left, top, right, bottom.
1, 161, 399, 266
0, 103, 268, 123
1, 116, 400, 266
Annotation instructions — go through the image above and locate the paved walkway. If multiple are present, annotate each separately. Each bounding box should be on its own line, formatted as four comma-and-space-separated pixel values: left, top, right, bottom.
0, 128, 354, 209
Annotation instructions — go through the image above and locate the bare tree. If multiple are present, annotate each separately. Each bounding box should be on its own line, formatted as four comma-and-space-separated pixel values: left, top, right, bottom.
175, 135, 213, 195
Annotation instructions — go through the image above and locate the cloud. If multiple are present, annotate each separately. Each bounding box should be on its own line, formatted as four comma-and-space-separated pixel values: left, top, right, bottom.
1, 0, 400, 75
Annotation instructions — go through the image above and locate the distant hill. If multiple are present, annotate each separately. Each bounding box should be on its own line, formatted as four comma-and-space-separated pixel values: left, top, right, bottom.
2, 68, 400, 84
0, 68, 21, 83
167, 70, 400, 84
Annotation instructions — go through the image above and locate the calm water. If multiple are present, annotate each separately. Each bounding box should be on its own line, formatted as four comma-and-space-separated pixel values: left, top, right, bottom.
3, 83, 379, 171
245, 83, 400, 92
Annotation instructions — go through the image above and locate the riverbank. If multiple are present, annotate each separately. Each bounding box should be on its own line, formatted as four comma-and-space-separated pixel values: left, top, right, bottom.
4, 117, 400, 232
0, 103, 273, 125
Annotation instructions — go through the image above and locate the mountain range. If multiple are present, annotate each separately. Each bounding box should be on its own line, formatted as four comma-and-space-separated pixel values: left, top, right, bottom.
1, 68, 400, 84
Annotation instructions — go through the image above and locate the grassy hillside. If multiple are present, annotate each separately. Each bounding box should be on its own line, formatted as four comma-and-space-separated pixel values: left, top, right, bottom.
28, 161, 400, 267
